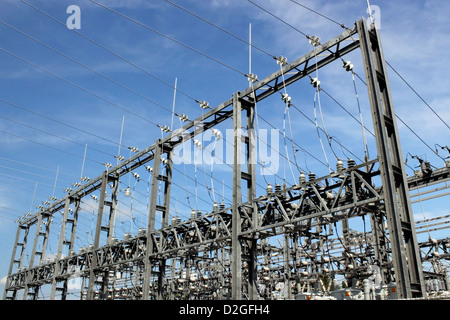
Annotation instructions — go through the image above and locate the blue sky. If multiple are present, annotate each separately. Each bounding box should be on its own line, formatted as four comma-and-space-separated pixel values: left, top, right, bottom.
0, 0, 449, 297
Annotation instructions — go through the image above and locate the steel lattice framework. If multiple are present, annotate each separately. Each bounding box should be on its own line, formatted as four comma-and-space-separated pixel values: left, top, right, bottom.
3, 18, 450, 301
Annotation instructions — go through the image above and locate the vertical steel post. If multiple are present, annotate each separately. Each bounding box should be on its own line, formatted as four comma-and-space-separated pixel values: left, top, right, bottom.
143, 145, 160, 300
246, 97, 258, 299
231, 92, 257, 299
143, 141, 172, 299
23, 212, 51, 300
50, 197, 71, 299
3, 224, 28, 300
357, 18, 425, 298
231, 92, 243, 300
87, 171, 109, 300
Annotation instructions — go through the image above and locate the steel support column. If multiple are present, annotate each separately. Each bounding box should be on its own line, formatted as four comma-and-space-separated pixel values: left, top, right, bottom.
231, 92, 256, 300
87, 171, 118, 300
23, 211, 51, 300
143, 140, 172, 299
2, 224, 28, 300
50, 197, 71, 299
357, 18, 425, 298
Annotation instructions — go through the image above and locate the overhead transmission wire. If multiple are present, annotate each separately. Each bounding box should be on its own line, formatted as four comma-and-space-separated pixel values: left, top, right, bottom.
18, 0, 313, 189
121, 158, 226, 219
241, 15, 340, 193
288, 102, 364, 163
0, 98, 125, 150
0, 155, 78, 179
247, 0, 345, 172
88, 0, 246, 77
248, 64, 302, 187
0, 47, 160, 128
2, 93, 223, 225
0, 127, 102, 165
248, 0, 310, 39
0, 113, 115, 159
164, 0, 352, 178
0, 164, 72, 186
165, 0, 319, 183
385, 61, 450, 132
283, 0, 450, 138
12, 0, 277, 190
256, 114, 329, 169
349, 64, 370, 160
353, 72, 446, 162
194, 108, 213, 205
16, 1, 440, 220
18, 0, 199, 103
251, 0, 447, 165
174, 118, 233, 210
317, 88, 374, 138
1, 95, 230, 204
163, 0, 276, 60
287, 0, 349, 30
0, 19, 182, 120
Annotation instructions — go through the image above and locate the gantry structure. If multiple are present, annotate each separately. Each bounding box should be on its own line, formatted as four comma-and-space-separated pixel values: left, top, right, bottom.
3, 18, 450, 300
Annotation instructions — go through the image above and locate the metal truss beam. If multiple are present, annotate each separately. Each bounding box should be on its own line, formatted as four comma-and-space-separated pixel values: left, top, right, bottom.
7, 160, 447, 297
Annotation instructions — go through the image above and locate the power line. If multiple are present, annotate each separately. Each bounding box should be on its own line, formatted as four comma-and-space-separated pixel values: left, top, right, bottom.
18, 0, 199, 103
88, 0, 246, 76
249, 0, 450, 141
287, 0, 349, 30
0, 155, 79, 179
0, 19, 179, 119
256, 113, 329, 169
0, 47, 159, 128
352, 71, 446, 161
164, 0, 276, 59
0, 98, 124, 149
0, 164, 72, 185
0, 128, 102, 164
0, 113, 115, 158
385, 60, 450, 131
289, 102, 363, 163
248, 0, 310, 39
319, 87, 374, 137
395, 115, 445, 161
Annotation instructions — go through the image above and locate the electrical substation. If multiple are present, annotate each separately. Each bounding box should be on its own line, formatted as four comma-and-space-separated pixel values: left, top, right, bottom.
2, 5, 450, 302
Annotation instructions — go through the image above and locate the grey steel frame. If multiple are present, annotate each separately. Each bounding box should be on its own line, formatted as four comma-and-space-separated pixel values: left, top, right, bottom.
3, 18, 430, 300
